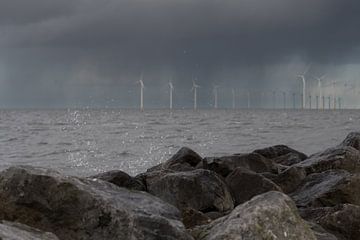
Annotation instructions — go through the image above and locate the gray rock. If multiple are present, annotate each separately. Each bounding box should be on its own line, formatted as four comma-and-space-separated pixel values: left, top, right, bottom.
147, 147, 202, 172
306, 222, 339, 240
181, 208, 212, 229
202, 153, 277, 177
89, 170, 145, 191
225, 167, 282, 206
0, 221, 58, 240
301, 204, 360, 240
190, 191, 316, 240
290, 170, 360, 207
146, 169, 234, 213
295, 146, 360, 174
269, 166, 307, 193
0, 166, 193, 240
338, 132, 360, 151
253, 145, 307, 165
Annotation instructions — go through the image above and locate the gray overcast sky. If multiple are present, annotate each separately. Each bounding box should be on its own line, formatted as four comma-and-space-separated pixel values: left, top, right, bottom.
0, 0, 360, 108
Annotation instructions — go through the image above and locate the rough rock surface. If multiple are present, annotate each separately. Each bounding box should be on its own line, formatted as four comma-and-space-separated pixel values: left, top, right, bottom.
301, 204, 360, 240
225, 167, 282, 206
306, 222, 339, 240
190, 191, 316, 240
295, 146, 360, 174
290, 170, 360, 207
338, 132, 360, 151
146, 169, 234, 213
147, 147, 203, 172
202, 153, 277, 177
0, 166, 193, 240
90, 170, 145, 191
268, 166, 307, 193
182, 208, 212, 229
0, 220, 58, 240
254, 145, 307, 166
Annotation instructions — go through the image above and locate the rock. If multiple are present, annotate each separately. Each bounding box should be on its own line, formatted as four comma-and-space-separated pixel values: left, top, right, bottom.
295, 146, 360, 174
0, 166, 193, 240
190, 191, 316, 240
147, 147, 202, 172
254, 145, 307, 165
338, 132, 360, 151
146, 169, 234, 213
182, 208, 212, 229
0, 220, 59, 240
269, 166, 307, 193
89, 170, 145, 191
306, 222, 339, 240
290, 170, 360, 208
202, 153, 277, 177
301, 204, 360, 240
225, 167, 282, 206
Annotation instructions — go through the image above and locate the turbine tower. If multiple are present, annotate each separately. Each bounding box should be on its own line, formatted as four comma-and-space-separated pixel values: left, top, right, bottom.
137, 73, 144, 111
297, 65, 311, 109
169, 81, 174, 110
231, 88, 236, 109
314, 75, 326, 110
191, 79, 200, 110
213, 85, 219, 109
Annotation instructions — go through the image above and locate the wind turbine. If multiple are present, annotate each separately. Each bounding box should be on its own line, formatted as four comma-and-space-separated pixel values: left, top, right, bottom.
191, 79, 200, 110
313, 75, 326, 110
231, 88, 236, 109
297, 65, 311, 109
137, 73, 145, 111
168, 81, 174, 110
213, 85, 219, 109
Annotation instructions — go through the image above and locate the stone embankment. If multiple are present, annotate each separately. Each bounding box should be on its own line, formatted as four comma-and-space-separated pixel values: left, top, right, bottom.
2, 132, 360, 239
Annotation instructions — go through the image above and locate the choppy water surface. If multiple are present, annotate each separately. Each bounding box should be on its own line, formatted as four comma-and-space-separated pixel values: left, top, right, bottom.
0, 109, 359, 176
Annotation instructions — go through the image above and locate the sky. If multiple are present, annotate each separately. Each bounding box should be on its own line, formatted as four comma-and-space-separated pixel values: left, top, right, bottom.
1, 0, 360, 108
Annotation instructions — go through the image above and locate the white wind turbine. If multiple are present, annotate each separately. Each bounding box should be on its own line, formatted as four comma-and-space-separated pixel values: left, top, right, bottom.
191, 79, 200, 110
231, 88, 236, 109
213, 85, 219, 109
168, 81, 174, 110
313, 74, 326, 110
297, 65, 311, 109
137, 73, 144, 111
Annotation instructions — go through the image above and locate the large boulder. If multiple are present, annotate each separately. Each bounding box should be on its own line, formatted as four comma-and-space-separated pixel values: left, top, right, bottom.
306, 222, 339, 240
0, 166, 193, 240
89, 170, 145, 191
190, 191, 316, 240
338, 132, 360, 151
266, 166, 307, 193
301, 204, 360, 240
225, 167, 282, 206
254, 145, 308, 166
295, 146, 360, 174
290, 170, 360, 208
202, 153, 277, 177
147, 147, 203, 172
0, 220, 58, 240
146, 169, 234, 213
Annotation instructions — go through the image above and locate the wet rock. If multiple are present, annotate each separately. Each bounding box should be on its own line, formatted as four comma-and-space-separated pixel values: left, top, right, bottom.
89, 170, 145, 191
0, 166, 193, 240
202, 153, 277, 177
225, 167, 282, 206
0, 220, 59, 240
338, 132, 360, 151
301, 204, 360, 240
190, 191, 316, 240
182, 208, 212, 229
146, 169, 234, 213
290, 170, 360, 207
269, 166, 307, 193
295, 146, 360, 174
254, 145, 307, 165
306, 222, 339, 240
147, 147, 202, 172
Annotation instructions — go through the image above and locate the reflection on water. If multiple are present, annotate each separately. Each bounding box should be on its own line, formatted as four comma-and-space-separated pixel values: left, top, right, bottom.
0, 109, 359, 176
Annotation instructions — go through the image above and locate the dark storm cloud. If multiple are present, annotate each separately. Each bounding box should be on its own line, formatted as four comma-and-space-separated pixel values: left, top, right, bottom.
0, 0, 360, 107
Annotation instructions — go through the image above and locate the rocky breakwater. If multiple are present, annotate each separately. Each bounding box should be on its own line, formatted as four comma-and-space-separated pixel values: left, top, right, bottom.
1, 132, 360, 239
